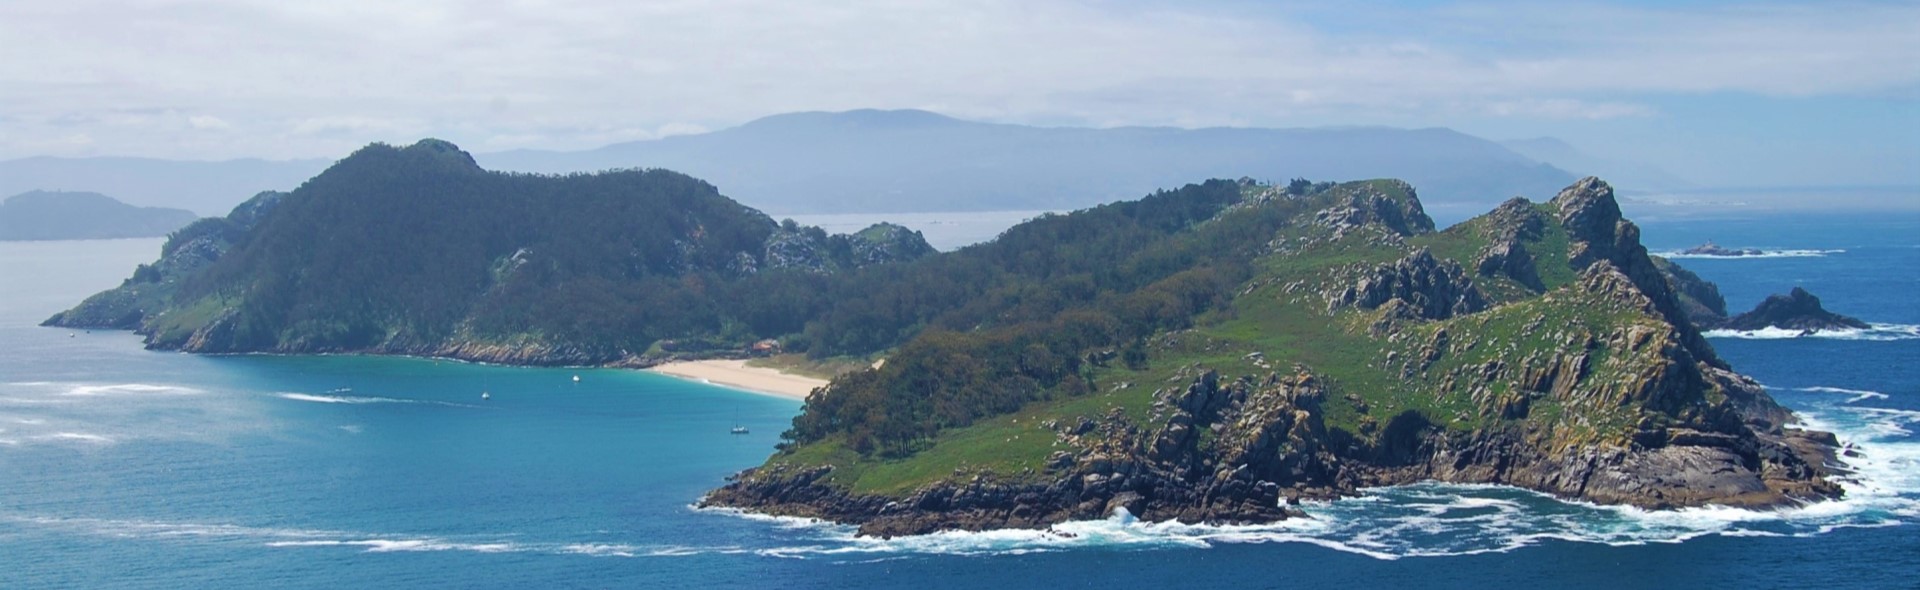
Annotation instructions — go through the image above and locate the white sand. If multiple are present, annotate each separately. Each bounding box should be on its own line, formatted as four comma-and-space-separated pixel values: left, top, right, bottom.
648, 359, 827, 400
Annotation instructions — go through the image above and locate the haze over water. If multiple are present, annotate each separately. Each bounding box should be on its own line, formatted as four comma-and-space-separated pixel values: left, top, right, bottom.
3, 210, 1917, 588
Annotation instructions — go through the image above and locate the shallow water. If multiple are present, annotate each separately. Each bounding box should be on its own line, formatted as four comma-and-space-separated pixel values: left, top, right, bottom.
2, 212, 1916, 588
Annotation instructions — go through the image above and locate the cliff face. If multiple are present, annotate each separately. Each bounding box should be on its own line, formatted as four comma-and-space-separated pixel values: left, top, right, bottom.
705, 177, 1841, 535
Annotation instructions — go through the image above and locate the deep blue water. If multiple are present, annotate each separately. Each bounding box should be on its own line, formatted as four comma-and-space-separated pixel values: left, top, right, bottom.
2, 212, 1916, 589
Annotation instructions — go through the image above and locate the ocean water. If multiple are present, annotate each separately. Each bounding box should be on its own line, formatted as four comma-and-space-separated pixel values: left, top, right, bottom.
2, 212, 1916, 588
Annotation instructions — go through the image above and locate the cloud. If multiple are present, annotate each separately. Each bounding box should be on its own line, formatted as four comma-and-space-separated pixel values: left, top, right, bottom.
187, 115, 231, 130
0, 0, 1913, 160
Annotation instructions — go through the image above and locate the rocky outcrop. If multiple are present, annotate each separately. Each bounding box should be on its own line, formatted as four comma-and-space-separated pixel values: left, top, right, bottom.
761, 221, 935, 273
1652, 256, 1728, 328
1551, 177, 1724, 369
704, 369, 1339, 536
1679, 241, 1763, 257
1311, 180, 1432, 238
1721, 287, 1870, 332
1331, 248, 1487, 320
708, 360, 1842, 535
1472, 197, 1547, 290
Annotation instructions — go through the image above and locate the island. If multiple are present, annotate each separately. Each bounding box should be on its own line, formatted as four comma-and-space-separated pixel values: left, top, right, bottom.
0, 190, 198, 241
1677, 240, 1764, 257
48, 140, 1844, 536
1720, 287, 1871, 333
1652, 261, 1871, 334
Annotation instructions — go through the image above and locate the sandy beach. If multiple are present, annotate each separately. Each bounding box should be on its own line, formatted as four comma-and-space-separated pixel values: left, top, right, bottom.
648, 359, 827, 400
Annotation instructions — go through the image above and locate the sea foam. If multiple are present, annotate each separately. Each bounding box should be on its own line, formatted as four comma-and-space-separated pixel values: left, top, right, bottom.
1658, 248, 1844, 259
1705, 323, 1920, 341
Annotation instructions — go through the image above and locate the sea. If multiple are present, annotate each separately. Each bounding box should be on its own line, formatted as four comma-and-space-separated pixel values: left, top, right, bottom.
2, 209, 1916, 589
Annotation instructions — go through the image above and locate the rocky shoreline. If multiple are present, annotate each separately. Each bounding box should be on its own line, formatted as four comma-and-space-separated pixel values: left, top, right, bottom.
703, 364, 1844, 537
703, 178, 1848, 537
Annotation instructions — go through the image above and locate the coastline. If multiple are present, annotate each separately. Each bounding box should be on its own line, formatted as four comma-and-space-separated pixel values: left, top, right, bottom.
649, 359, 827, 401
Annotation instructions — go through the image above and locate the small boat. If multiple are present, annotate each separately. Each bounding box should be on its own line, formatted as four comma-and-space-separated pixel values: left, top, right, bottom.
730, 426, 749, 435
572, 375, 581, 383
481, 391, 491, 400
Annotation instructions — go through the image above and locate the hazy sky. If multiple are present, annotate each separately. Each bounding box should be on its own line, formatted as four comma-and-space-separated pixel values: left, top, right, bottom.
3, 0, 1915, 187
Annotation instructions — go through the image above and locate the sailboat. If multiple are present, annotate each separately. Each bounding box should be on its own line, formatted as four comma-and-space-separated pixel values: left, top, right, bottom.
730, 425, 749, 435
481, 391, 490, 400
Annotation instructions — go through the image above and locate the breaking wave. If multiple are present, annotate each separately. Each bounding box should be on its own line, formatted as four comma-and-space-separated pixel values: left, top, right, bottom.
274, 392, 477, 408
1705, 323, 1920, 341
1658, 248, 1844, 259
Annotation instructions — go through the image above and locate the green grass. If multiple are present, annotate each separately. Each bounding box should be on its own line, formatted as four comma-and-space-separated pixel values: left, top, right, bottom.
145, 294, 235, 345
757, 182, 1683, 496
777, 383, 1151, 496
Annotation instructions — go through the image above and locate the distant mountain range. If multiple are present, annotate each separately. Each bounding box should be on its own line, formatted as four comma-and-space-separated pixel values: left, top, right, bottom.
1498, 137, 1694, 191
484, 110, 1576, 217
0, 191, 198, 241
2, 110, 1583, 218
0, 157, 329, 218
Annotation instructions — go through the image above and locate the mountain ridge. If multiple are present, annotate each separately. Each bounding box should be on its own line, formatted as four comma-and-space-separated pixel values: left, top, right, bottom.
6, 111, 1575, 220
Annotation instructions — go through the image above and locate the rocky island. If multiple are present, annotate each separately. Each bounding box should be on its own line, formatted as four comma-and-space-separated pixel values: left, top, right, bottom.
1677, 240, 1764, 257
47, 142, 1844, 537
703, 178, 1843, 536
1719, 287, 1871, 333
1652, 262, 1871, 334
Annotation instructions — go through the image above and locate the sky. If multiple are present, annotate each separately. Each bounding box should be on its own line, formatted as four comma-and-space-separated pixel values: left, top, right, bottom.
2, 0, 1915, 187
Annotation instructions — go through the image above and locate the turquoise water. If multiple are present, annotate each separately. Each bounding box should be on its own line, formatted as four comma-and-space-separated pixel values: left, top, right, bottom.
3, 213, 1917, 588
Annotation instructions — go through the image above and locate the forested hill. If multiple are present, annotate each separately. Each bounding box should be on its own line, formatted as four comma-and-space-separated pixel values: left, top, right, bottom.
45, 139, 936, 364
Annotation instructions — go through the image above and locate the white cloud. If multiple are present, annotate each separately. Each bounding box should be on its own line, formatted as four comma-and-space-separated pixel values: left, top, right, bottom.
0, 0, 1913, 160
187, 115, 231, 130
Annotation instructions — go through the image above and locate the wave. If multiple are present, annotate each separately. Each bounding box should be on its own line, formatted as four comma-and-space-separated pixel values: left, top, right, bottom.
1705, 323, 1920, 341
1794, 386, 1891, 403
1658, 248, 1843, 259
274, 392, 477, 408
43, 383, 203, 397
2, 513, 729, 559
39, 432, 114, 444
